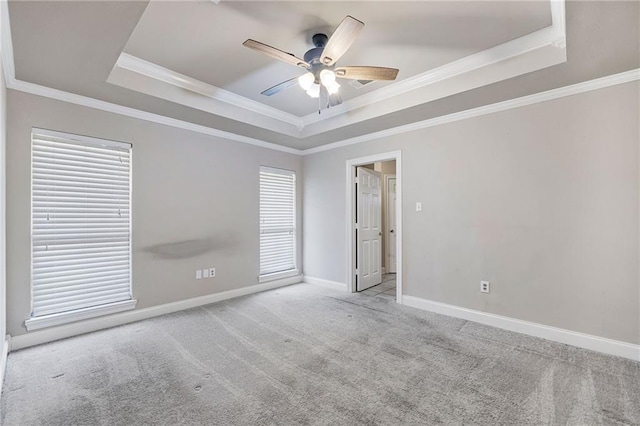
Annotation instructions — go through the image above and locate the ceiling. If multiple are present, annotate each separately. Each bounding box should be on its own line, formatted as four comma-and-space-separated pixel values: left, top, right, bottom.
11, 1, 634, 151
123, 1, 551, 116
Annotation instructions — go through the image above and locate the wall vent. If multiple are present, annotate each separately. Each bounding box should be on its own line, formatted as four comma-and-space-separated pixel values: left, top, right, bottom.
349, 79, 373, 89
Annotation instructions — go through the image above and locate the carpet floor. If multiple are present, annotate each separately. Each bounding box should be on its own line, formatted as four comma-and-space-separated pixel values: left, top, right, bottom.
2, 282, 639, 425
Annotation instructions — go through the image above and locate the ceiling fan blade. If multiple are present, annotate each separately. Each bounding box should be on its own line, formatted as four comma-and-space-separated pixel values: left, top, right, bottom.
320, 16, 364, 66
335, 66, 399, 81
261, 77, 299, 96
243, 39, 310, 68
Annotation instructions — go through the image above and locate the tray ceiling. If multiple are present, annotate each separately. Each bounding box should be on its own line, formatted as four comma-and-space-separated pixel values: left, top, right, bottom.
123, 1, 551, 116
6, 0, 572, 150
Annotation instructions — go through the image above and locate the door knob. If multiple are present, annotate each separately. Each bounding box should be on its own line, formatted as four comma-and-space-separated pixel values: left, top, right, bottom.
379, 232, 382, 236
390, 229, 394, 233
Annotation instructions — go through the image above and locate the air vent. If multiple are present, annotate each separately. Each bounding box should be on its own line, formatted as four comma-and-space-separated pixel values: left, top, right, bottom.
349, 79, 373, 89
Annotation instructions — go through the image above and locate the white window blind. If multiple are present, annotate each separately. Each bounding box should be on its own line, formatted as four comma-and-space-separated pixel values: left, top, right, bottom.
31, 129, 133, 318
260, 167, 296, 276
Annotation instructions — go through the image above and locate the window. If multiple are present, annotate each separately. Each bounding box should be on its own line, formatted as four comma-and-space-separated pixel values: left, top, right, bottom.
26, 129, 135, 331
259, 166, 297, 281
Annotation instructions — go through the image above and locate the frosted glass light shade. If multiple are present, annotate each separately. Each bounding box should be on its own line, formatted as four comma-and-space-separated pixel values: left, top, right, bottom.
306, 83, 320, 98
319, 69, 336, 87
298, 73, 315, 91
326, 81, 340, 95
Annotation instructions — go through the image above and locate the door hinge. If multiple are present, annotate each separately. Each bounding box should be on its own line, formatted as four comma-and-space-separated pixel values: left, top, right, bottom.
355, 268, 359, 275
354, 222, 359, 229
354, 177, 359, 184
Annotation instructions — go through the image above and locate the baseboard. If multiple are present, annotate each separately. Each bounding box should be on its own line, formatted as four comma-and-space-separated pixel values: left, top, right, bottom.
402, 296, 640, 362
0, 336, 10, 391
303, 276, 347, 289
10, 275, 302, 351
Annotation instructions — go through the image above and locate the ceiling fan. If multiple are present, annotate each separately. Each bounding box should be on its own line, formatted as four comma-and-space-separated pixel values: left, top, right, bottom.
243, 16, 399, 111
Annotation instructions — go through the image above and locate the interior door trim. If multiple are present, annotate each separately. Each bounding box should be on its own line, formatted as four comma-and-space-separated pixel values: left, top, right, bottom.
345, 151, 403, 304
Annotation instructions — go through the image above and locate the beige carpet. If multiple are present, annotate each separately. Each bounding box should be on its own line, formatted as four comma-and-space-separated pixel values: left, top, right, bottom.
2, 282, 639, 425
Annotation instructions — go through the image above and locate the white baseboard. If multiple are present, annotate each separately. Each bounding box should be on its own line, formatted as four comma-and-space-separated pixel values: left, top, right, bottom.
402, 296, 640, 362
303, 276, 347, 289
0, 336, 10, 391
10, 275, 302, 351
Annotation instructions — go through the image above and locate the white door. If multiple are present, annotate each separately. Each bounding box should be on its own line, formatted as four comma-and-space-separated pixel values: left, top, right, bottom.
356, 167, 382, 291
387, 177, 397, 274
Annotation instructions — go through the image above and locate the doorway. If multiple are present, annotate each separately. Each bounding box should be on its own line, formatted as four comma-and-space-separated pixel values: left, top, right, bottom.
386, 175, 397, 274
346, 151, 402, 303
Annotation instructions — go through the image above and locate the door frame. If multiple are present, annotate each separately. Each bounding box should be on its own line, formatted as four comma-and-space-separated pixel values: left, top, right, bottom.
385, 174, 397, 274
346, 151, 403, 303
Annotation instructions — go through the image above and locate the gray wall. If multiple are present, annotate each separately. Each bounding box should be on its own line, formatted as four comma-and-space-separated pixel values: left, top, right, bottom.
303, 82, 640, 345
6, 90, 302, 337
1, 60, 6, 347
379, 161, 396, 270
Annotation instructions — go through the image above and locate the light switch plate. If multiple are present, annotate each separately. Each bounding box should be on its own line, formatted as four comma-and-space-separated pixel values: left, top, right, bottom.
416, 202, 423, 212
195, 270, 202, 280
203, 269, 210, 278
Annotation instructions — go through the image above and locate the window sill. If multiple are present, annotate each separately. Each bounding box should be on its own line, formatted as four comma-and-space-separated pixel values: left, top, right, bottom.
25, 299, 138, 331
258, 269, 300, 284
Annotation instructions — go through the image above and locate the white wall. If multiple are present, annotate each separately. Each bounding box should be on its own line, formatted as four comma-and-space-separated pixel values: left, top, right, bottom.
6, 90, 302, 337
303, 82, 640, 345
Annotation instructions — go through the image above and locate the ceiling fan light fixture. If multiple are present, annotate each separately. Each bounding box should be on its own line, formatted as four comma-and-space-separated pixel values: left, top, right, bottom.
298, 72, 315, 91
244, 15, 398, 110
326, 81, 340, 95
319, 69, 336, 87
306, 83, 320, 98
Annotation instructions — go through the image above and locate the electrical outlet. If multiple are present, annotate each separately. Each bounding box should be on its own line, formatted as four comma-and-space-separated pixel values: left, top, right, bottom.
209, 268, 216, 278
196, 270, 202, 280
203, 268, 210, 278
416, 202, 423, 212
480, 281, 490, 294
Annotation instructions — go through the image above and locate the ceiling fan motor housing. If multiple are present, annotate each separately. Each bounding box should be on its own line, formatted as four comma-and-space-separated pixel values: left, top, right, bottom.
303, 47, 324, 65
312, 33, 328, 48
243, 16, 397, 102
304, 34, 334, 83
304, 33, 330, 63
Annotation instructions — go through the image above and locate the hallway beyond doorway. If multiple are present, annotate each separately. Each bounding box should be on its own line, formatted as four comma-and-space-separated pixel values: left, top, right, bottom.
358, 273, 396, 300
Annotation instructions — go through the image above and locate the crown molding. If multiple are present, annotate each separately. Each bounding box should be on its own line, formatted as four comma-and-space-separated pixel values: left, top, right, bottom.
301, 68, 640, 155
308, 0, 564, 127
114, 53, 303, 129
108, 0, 566, 139
297, 0, 566, 136
10, 69, 637, 159
5, 0, 634, 159
300, 28, 566, 130
108, 53, 304, 137
8, 78, 303, 154
1, 4, 302, 154
113, 15, 566, 136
